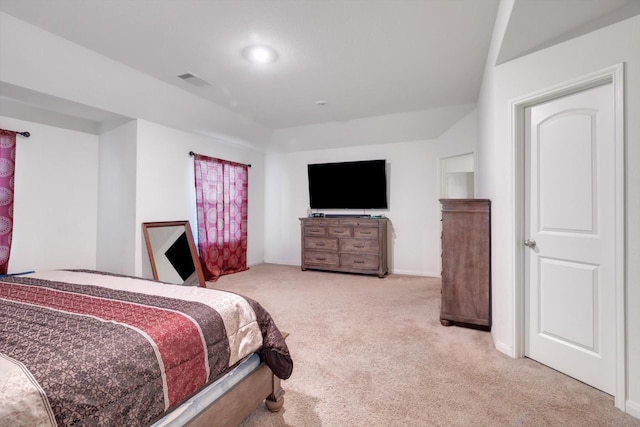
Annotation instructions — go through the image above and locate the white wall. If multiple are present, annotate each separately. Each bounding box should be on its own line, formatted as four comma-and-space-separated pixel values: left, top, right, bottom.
264, 139, 441, 276
0, 116, 99, 272
0, 115, 266, 281
436, 108, 479, 160
134, 120, 266, 278
269, 104, 476, 152
477, 0, 513, 356
264, 105, 481, 276
477, 9, 640, 415
436, 109, 479, 199
97, 120, 137, 275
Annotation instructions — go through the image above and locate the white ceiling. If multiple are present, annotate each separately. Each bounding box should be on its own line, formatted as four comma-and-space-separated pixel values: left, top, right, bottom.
0, 0, 639, 136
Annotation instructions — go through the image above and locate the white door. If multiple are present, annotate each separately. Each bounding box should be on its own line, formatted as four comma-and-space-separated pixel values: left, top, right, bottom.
524, 82, 615, 394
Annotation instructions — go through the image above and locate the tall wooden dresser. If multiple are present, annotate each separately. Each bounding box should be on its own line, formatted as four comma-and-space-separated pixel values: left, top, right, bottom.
439, 199, 491, 329
299, 217, 388, 277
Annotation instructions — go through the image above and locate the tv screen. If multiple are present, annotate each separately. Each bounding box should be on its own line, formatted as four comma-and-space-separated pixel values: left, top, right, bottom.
308, 160, 388, 210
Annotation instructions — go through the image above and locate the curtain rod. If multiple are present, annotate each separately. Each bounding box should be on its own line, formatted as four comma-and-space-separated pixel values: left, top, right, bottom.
4, 130, 30, 137
189, 151, 251, 168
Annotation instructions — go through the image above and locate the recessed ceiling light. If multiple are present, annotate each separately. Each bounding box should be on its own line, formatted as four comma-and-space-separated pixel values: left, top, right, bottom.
316, 100, 327, 106
242, 45, 278, 64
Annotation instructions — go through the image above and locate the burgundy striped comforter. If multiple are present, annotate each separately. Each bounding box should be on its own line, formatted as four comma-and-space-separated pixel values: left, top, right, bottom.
0, 270, 292, 427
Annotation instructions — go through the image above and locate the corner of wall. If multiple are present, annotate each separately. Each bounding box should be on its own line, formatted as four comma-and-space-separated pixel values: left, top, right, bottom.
96, 120, 138, 275
492, 335, 515, 358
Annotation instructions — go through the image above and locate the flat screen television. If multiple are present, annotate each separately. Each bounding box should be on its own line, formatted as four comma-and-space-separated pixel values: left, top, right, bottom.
307, 159, 388, 210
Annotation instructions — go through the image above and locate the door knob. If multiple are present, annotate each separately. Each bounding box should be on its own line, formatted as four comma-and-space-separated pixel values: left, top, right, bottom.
524, 239, 537, 248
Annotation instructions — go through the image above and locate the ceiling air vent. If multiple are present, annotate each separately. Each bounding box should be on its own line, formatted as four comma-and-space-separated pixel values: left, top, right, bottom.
177, 73, 212, 87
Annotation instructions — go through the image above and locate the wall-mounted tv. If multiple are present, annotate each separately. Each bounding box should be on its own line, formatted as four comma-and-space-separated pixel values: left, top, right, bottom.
307, 159, 388, 210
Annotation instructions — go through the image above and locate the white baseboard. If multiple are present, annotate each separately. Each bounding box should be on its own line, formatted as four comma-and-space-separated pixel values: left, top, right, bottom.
258, 261, 440, 278
387, 269, 440, 277
261, 259, 299, 267
493, 340, 514, 358
626, 399, 640, 419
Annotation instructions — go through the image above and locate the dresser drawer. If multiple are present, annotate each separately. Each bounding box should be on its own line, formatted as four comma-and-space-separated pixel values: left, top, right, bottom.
304, 237, 338, 251
304, 226, 327, 237
300, 217, 388, 277
340, 238, 379, 254
328, 226, 352, 237
304, 251, 339, 266
353, 227, 378, 239
341, 253, 379, 270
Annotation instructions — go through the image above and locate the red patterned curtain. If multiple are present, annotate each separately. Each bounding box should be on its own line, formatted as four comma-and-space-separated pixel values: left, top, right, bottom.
0, 130, 16, 274
194, 154, 249, 281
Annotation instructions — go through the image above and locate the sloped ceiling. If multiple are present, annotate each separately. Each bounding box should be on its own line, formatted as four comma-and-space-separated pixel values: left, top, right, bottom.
497, 0, 640, 65
0, 0, 638, 149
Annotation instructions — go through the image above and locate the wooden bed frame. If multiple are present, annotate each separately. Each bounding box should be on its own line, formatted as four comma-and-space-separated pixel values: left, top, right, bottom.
184, 334, 288, 427
184, 361, 284, 427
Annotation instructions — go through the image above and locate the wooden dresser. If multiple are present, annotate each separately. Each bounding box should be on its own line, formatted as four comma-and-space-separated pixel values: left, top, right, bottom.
439, 199, 491, 329
299, 217, 389, 277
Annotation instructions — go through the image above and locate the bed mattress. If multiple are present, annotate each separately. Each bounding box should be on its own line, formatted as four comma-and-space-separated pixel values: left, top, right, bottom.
0, 270, 292, 426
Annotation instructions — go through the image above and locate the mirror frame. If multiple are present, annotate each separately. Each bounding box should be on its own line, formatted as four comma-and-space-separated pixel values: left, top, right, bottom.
142, 220, 206, 287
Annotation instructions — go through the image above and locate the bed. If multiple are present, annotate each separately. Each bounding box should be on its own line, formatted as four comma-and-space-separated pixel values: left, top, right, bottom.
0, 269, 293, 427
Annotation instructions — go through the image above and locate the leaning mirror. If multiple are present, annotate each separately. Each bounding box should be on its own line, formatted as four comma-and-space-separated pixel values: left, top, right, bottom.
142, 220, 205, 287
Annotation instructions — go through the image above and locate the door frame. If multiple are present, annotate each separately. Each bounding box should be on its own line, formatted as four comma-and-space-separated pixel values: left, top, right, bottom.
511, 63, 626, 409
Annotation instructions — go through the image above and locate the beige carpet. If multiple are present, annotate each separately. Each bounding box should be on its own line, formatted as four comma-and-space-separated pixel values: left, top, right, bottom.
212, 264, 639, 427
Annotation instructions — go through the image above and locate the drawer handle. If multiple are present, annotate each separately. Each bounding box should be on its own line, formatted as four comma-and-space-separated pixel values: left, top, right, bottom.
316, 257, 326, 261
354, 260, 365, 264
360, 231, 372, 235
354, 244, 365, 248
310, 229, 321, 232
316, 243, 326, 247
334, 230, 345, 234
